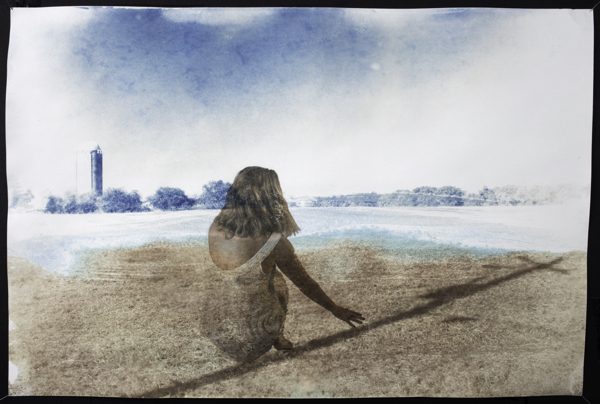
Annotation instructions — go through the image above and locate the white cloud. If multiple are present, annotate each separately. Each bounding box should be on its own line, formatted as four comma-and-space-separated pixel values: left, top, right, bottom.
10, 6, 94, 29
343, 8, 446, 30
161, 7, 275, 26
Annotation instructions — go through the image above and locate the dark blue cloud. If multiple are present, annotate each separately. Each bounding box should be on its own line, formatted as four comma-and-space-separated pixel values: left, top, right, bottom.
68, 8, 508, 111
70, 8, 381, 108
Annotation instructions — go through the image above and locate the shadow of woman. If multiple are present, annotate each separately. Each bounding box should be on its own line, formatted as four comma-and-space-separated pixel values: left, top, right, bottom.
138, 255, 568, 398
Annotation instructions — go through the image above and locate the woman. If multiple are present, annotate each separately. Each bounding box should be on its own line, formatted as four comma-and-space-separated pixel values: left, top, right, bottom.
205, 166, 364, 362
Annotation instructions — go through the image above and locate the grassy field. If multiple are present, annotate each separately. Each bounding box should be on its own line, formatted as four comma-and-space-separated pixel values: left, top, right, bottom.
8, 241, 586, 397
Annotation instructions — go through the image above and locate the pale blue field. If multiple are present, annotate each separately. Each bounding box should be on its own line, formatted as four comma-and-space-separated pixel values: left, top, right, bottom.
7, 200, 589, 275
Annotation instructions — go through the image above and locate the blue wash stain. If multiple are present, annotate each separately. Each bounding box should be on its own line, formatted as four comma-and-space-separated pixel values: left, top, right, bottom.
67, 7, 513, 117
292, 227, 511, 260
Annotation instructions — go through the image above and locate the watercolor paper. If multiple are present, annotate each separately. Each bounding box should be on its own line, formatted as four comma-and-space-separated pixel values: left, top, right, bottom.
6, 7, 592, 397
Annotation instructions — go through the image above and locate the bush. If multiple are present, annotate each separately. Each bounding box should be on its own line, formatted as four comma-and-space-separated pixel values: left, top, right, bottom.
64, 196, 79, 214
101, 189, 143, 213
77, 195, 99, 213
149, 187, 194, 210
478, 186, 498, 206
64, 194, 99, 214
197, 180, 231, 209
44, 196, 65, 214
438, 186, 465, 206
412, 186, 441, 206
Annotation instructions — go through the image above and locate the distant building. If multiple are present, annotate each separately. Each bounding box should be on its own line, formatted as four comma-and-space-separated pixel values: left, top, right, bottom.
287, 196, 316, 207
90, 145, 103, 196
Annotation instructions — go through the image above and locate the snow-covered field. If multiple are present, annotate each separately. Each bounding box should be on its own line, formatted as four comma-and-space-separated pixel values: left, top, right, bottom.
7, 199, 590, 275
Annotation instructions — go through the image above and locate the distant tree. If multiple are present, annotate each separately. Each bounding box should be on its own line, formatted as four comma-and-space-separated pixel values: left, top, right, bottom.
311, 197, 324, 207
412, 186, 440, 206
329, 196, 350, 207
464, 192, 483, 206
492, 185, 521, 205
149, 187, 194, 210
379, 190, 414, 207
348, 192, 380, 207
44, 196, 65, 214
312, 196, 348, 207
101, 189, 143, 213
76, 194, 99, 213
10, 189, 34, 209
376, 194, 392, 207
438, 186, 465, 206
64, 196, 79, 214
45, 194, 99, 214
197, 180, 231, 209
479, 186, 498, 206
311, 192, 380, 207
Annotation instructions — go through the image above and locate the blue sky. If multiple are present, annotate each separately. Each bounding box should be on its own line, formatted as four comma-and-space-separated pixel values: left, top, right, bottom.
69, 8, 498, 112
6, 7, 593, 199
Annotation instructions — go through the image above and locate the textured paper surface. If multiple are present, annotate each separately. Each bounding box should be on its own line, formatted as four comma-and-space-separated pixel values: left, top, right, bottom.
6, 7, 592, 397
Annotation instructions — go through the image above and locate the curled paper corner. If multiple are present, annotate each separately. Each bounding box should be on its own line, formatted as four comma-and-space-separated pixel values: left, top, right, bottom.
9, 361, 19, 384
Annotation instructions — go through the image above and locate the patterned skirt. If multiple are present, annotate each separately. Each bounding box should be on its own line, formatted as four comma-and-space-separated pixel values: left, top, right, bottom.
200, 267, 288, 362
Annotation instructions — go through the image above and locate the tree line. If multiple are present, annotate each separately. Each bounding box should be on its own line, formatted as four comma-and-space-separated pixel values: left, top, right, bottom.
295, 185, 575, 207
44, 180, 231, 214
9, 182, 582, 214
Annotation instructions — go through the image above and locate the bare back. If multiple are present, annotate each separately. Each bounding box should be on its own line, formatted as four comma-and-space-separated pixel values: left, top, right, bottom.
208, 221, 276, 272
208, 218, 360, 329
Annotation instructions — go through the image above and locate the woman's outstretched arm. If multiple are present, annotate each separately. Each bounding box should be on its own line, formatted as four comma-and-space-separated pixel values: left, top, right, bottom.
273, 237, 365, 328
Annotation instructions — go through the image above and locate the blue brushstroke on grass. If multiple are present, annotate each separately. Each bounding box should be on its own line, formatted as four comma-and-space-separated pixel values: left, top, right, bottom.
292, 228, 511, 259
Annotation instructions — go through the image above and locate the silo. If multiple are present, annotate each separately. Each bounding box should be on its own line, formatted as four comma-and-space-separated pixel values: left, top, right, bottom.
90, 146, 103, 196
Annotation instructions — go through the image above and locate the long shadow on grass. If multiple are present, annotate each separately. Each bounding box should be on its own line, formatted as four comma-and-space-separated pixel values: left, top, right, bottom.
138, 255, 567, 398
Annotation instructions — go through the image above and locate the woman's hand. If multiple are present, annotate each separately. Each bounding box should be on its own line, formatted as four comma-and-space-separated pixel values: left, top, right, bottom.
331, 305, 365, 328
273, 238, 365, 328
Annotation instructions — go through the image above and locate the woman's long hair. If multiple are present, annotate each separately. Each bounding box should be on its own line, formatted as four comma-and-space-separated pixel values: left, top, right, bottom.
214, 167, 300, 238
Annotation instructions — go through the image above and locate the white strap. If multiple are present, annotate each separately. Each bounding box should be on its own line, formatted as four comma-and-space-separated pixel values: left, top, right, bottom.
243, 232, 282, 268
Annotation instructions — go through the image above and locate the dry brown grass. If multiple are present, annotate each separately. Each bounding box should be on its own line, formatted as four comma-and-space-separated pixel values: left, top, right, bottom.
8, 241, 586, 397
